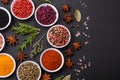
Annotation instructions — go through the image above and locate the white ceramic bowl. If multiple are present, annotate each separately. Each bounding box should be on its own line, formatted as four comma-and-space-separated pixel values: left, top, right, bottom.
0, 33, 5, 52
11, 0, 35, 20
0, 7, 11, 30
17, 61, 41, 80
35, 3, 59, 27
40, 48, 64, 73
0, 53, 16, 78
47, 25, 71, 48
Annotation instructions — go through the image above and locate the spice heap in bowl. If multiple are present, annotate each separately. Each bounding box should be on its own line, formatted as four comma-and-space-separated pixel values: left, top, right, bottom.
17, 61, 41, 80
11, 0, 35, 20
40, 48, 64, 73
0, 7, 11, 30
0, 33, 5, 52
47, 25, 71, 48
35, 3, 59, 27
0, 53, 16, 78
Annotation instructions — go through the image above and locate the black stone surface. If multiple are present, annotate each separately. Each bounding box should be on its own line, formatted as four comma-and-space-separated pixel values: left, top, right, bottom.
0, 0, 120, 80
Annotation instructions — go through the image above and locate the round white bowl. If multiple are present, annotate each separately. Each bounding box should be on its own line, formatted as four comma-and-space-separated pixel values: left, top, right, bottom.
0, 53, 16, 78
17, 61, 41, 80
40, 48, 64, 73
0, 33, 5, 52
35, 3, 59, 27
11, 0, 35, 20
47, 25, 71, 48
0, 7, 11, 30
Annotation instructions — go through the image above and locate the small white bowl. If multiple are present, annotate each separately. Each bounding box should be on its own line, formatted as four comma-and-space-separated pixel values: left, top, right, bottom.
0, 53, 16, 78
17, 61, 41, 80
35, 3, 59, 27
11, 0, 35, 20
0, 7, 11, 30
0, 33, 5, 52
47, 25, 71, 48
40, 48, 64, 73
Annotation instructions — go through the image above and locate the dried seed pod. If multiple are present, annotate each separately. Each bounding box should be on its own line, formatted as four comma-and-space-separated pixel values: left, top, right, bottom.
62, 4, 71, 12
74, 9, 81, 22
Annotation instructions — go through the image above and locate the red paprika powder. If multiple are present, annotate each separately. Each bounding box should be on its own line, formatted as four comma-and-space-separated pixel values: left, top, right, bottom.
12, 0, 33, 18
42, 50, 62, 70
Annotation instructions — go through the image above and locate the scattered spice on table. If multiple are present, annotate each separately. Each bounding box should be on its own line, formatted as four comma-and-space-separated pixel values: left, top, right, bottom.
66, 48, 74, 56
72, 42, 81, 50
64, 13, 73, 23
18, 62, 40, 80
7, 35, 18, 46
12, 23, 40, 51
0, 8, 9, 29
42, 50, 62, 70
17, 52, 27, 61
12, 0, 33, 18
36, 5, 56, 25
1, 0, 9, 5
0, 54, 15, 76
62, 4, 71, 12
41, 73, 51, 80
30, 34, 45, 58
65, 58, 74, 68
48, 26, 70, 47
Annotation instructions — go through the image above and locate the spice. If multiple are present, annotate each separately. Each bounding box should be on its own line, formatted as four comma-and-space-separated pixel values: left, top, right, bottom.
74, 9, 81, 22
62, 75, 71, 80
12, 0, 33, 18
17, 52, 27, 61
42, 50, 62, 70
0, 9, 9, 28
65, 58, 74, 68
48, 25, 70, 47
72, 42, 81, 50
18, 61, 40, 80
41, 73, 51, 80
66, 48, 73, 56
7, 35, 18, 46
36, 5, 56, 25
0, 54, 15, 76
1, 0, 9, 5
0, 34, 4, 49
62, 4, 71, 12
64, 13, 73, 23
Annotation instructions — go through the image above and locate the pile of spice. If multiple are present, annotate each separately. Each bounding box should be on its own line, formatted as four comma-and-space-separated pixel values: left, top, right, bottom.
0, 8, 9, 29
36, 5, 56, 25
12, 0, 33, 18
41, 49, 62, 70
18, 61, 40, 80
48, 25, 70, 47
0, 54, 15, 76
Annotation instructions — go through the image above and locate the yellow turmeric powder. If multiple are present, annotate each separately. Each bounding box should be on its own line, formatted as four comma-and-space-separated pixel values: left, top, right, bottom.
0, 54, 15, 76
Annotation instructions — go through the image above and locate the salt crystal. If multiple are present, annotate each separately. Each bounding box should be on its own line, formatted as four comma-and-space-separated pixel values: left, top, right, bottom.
84, 64, 87, 69
85, 41, 89, 45
82, 78, 85, 80
83, 56, 86, 61
86, 27, 88, 30
79, 59, 82, 62
76, 73, 79, 76
77, 70, 81, 73
83, 21, 87, 26
82, 32, 85, 35
75, 31, 81, 37
88, 61, 91, 67
85, 34, 88, 37
81, 66, 84, 70
86, 16, 90, 21
74, 69, 77, 71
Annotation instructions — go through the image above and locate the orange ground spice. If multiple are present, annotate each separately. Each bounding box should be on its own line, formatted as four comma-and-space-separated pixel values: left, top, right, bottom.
42, 50, 62, 70
0, 54, 14, 76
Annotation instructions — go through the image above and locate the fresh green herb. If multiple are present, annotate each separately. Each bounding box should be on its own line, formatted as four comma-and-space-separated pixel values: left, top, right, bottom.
37, 0, 51, 3
55, 76, 64, 80
12, 23, 40, 51
30, 34, 45, 58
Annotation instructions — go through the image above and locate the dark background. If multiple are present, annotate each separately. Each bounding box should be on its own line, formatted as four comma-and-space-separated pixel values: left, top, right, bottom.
0, 0, 120, 80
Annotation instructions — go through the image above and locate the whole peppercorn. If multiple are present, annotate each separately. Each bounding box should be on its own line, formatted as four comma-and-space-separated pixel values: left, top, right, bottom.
64, 13, 73, 23
62, 4, 71, 12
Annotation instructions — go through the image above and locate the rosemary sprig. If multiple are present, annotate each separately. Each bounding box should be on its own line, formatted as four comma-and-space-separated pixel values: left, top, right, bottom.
12, 23, 40, 51
30, 34, 45, 58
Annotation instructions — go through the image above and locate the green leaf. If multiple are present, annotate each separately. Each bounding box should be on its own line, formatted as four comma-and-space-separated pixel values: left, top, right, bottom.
55, 76, 64, 80
62, 75, 71, 80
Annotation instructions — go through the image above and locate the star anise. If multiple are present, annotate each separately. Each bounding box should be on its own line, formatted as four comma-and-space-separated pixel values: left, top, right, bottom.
62, 4, 71, 12
65, 58, 74, 68
7, 35, 18, 46
64, 13, 73, 23
66, 48, 73, 56
72, 42, 81, 50
41, 73, 51, 80
17, 52, 27, 61
1, 0, 9, 5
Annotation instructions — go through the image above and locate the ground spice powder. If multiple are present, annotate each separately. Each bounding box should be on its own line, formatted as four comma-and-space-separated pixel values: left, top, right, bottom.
42, 50, 62, 70
0, 54, 14, 76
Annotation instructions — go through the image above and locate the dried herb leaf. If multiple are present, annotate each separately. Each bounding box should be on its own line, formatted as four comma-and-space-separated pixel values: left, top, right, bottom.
74, 9, 81, 22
